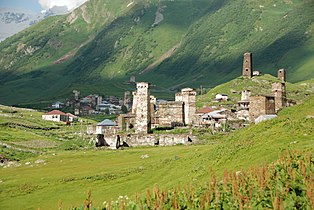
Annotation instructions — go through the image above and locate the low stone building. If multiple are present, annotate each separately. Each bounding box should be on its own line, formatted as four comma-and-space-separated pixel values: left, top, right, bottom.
118, 113, 135, 131
157, 101, 184, 127
101, 134, 196, 148
253, 71, 262, 76
215, 94, 228, 101
249, 95, 276, 121
96, 119, 117, 134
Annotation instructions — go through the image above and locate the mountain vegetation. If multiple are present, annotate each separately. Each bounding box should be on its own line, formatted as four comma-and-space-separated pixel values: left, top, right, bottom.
0, 0, 313, 106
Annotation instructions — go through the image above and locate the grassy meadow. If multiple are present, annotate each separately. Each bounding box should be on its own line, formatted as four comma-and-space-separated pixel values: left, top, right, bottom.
0, 96, 313, 209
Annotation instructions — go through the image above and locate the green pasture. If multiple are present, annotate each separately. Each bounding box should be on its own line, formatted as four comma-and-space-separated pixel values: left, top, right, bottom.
0, 97, 313, 209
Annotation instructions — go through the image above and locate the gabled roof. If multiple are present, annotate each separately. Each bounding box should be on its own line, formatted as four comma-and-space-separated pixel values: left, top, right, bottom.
203, 109, 227, 119
44, 110, 67, 116
97, 119, 117, 126
66, 113, 78, 118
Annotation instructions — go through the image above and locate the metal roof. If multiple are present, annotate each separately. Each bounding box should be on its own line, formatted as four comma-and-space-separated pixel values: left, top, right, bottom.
97, 119, 117, 126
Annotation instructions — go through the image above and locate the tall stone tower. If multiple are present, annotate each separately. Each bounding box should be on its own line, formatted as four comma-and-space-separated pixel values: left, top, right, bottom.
132, 91, 138, 114
73, 90, 80, 115
175, 88, 196, 125
272, 82, 286, 112
150, 95, 157, 125
135, 82, 151, 134
278, 69, 285, 82
242, 52, 253, 78
123, 91, 131, 111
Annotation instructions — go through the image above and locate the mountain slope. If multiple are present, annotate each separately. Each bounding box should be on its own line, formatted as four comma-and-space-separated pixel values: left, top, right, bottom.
0, 0, 313, 105
143, 0, 314, 88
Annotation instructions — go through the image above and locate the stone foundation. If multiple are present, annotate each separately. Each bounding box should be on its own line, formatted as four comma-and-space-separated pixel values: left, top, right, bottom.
98, 134, 197, 149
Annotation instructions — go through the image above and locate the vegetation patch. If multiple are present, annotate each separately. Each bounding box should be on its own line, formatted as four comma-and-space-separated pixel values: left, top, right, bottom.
11, 140, 58, 149
94, 151, 314, 210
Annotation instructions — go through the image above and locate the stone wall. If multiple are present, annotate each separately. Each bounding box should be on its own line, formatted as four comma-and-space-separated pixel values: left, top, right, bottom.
175, 88, 197, 125
150, 95, 157, 125
249, 95, 275, 120
157, 101, 184, 127
101, 134, 196, 148
132, 91, 138, 114
272, 82, 286, 112
118, 114, 135, 131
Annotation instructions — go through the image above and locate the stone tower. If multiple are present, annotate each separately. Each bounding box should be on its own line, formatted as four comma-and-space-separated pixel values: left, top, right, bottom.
132, 91, 138, 114
150, 95, 157, 125
278, 69, 285, 82
175, 88, 196, 125
73, 90, 80, 115
242, 52, 253, 78
96, 95, 102, 106
241, 90, 251, 101
123, 91, 131, 111
135, 82, 151, 134
272, 82, 286, 112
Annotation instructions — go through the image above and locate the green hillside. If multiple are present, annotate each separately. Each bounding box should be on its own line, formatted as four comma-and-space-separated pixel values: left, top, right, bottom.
0, 105, 94, 161
0, 0, 313, 105
197, 74, 314, 108
0, 96, 313, 209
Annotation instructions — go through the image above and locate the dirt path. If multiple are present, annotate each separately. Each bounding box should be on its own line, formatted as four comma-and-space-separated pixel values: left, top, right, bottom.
140, 43, 180, 75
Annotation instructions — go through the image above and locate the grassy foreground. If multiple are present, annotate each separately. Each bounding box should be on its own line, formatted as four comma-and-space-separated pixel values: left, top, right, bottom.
82, 151, 314, 209
0, 97, 313, 209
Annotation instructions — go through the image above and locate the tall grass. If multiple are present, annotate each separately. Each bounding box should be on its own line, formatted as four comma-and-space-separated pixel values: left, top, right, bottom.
80, 150, 313, 209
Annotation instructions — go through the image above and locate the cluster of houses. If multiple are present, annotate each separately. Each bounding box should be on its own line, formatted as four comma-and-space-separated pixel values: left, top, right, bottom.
41, 52, 295, 148
94, 53, 293, 138
48, 92, 126, 118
